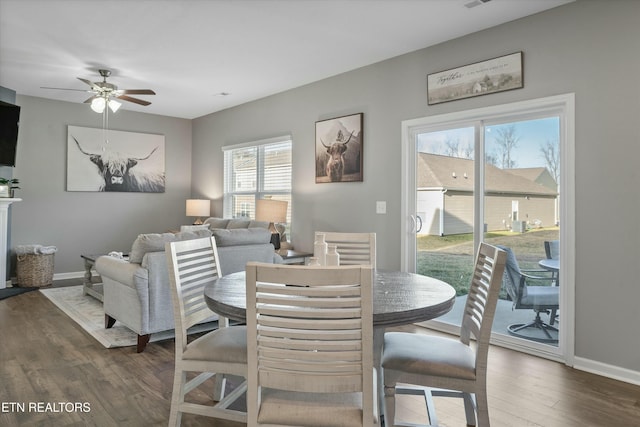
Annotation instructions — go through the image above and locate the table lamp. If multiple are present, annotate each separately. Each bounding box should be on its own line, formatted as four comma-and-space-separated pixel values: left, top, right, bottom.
255, 199, 288, 250
186, 199, 210, 225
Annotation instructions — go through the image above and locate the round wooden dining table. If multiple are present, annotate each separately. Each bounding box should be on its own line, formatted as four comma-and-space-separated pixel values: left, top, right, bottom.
204, 268, 455, 422
204, 269, 456, 328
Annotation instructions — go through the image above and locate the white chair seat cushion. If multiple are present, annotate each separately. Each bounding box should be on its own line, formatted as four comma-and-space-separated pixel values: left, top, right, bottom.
257, 388, 364, 427
182, 325, 247, 363
382, 332, 476, 380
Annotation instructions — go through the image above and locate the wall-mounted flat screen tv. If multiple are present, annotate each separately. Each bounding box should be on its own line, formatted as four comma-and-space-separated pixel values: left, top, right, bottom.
0, 100, 21, 167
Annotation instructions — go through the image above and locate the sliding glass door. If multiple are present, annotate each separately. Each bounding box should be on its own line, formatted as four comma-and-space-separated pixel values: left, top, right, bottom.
415, 125, 477, 301
401, 95, 574, 361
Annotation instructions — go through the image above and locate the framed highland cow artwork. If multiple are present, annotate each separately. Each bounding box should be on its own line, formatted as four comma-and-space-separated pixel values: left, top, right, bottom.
315, 113, 363, 183
66, 126, 165, 192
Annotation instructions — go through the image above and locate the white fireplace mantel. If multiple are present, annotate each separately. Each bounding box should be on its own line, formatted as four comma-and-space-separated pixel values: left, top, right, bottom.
1, 198, 21, 289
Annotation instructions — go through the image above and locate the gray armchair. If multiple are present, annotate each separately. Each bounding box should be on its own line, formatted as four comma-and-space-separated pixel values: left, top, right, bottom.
499, 245, 559, 343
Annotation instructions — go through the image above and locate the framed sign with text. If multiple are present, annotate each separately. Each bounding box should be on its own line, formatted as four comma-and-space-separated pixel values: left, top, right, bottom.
427, 52, 523, 105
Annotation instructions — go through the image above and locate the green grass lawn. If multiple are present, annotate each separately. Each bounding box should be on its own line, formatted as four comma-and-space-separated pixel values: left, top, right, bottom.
417, 227, 559, 297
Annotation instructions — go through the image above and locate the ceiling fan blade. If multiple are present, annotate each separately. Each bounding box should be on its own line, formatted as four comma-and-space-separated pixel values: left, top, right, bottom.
77, 77, 97, 88
117, 94, 152, 106
120, 89, 156, 95
40, 86, 91, 92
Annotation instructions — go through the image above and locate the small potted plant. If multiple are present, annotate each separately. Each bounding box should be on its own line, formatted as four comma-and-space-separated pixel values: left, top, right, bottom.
0, 177, 19, 198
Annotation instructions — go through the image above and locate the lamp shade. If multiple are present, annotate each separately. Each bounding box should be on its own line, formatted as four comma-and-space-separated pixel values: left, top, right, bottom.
108, 99, 122, 113
90, 97, 106, 113
186, 199, 211, 217
255, 199, 288, 223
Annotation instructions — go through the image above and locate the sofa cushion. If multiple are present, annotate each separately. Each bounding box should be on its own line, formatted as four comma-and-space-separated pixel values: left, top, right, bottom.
211, 228, 271, 247
203, 217, 270, 230
179, 224, 211, 232
204, 218, 230, 229
129, 233, 177, 264
226, 219, 251, 229
175, 229, 213, 241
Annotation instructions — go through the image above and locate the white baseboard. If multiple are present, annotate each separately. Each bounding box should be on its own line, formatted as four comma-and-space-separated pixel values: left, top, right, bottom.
53, 271, 95, 281
9, 271, 96, 284
573, 356, 640, 387
419, 321, 640, 387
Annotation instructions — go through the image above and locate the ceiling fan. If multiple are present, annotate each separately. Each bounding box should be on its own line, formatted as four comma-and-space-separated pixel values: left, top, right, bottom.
42, 69, 155, 113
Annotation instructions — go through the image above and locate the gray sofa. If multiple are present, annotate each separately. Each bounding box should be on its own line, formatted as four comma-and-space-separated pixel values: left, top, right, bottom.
95, 218, 282, 352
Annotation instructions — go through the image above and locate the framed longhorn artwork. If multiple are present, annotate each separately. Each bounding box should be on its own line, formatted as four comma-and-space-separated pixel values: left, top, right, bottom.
315, 113, 363, 183
66, 126, 166, 192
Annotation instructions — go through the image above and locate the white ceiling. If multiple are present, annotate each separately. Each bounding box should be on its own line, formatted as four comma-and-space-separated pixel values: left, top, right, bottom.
0, 0, 572, 119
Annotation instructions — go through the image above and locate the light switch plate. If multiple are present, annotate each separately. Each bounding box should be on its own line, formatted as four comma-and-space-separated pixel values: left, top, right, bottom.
376, 201, 386, 214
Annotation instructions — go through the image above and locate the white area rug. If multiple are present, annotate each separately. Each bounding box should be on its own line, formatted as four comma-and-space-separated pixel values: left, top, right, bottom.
40, 285, 215, 349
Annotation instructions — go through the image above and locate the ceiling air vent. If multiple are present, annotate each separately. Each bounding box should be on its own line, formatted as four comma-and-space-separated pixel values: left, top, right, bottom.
465, 0, 492, 9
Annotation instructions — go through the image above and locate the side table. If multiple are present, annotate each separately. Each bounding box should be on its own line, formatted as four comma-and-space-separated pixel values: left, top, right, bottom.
277, 249, 313, 265
80, 254, 105, 301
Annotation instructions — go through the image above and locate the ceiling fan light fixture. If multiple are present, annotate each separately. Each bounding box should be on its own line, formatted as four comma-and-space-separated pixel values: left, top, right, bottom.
90, 97, 106, 113
108, 99, 122, 113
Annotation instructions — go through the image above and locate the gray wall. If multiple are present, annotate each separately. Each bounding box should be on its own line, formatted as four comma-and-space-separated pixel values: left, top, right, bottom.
191, 1, 640, 374
10, 96, 192, 274
7, 0, 638, 377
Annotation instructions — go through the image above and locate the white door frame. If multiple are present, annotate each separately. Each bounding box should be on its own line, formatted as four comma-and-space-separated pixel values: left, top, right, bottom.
401, 94, 575, 365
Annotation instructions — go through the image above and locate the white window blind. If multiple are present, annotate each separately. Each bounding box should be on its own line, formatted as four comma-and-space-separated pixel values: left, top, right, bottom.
223, 136, 292, 223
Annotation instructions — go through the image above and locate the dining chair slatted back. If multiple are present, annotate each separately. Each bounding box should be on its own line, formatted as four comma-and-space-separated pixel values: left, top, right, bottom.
382, 243, 506, 427
169, 237, 223, 349
246, 262, 377, 427
166, 237, 247, 426
316, 231, 376, 268
461, 243, 507, 372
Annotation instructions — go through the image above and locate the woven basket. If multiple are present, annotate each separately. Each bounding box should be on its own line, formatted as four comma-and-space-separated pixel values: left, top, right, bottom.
16, 253, 55, 287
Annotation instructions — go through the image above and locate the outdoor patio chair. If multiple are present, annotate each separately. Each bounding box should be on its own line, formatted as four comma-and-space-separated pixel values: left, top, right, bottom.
544, 240, 560, 260
166, 237, 247, 426
543, 239, 560, 322
382, 243, 506, 427
499, 245, 559, 343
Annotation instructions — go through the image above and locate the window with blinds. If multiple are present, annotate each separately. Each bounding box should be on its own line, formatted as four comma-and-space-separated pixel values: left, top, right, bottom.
222, 136, 292, 224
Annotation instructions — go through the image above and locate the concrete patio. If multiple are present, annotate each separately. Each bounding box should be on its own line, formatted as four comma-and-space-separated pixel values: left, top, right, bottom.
434, 295, 559, 346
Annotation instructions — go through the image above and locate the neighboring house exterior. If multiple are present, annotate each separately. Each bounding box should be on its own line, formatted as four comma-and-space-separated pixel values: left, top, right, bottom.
417, 153, 558, 236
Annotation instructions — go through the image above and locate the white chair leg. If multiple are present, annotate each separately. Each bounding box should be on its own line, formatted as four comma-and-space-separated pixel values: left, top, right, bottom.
212, 373, 227, 401
462, 392, 477, 426
475, 388, 490, 427
169, 370, 186, 426
383, 384, 396, 427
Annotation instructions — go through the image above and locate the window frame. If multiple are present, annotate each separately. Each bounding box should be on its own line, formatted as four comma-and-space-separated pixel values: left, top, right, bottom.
222, 135, 292, 222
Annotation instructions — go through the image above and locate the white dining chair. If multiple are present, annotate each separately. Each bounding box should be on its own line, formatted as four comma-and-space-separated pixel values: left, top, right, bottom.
245, 262, 378, 427
315, 231, 376, 268
382, 243, 506, 427
165, 237, 247, 426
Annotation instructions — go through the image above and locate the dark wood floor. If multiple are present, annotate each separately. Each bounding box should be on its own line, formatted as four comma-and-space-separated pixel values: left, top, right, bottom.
1, 282, 639, 426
